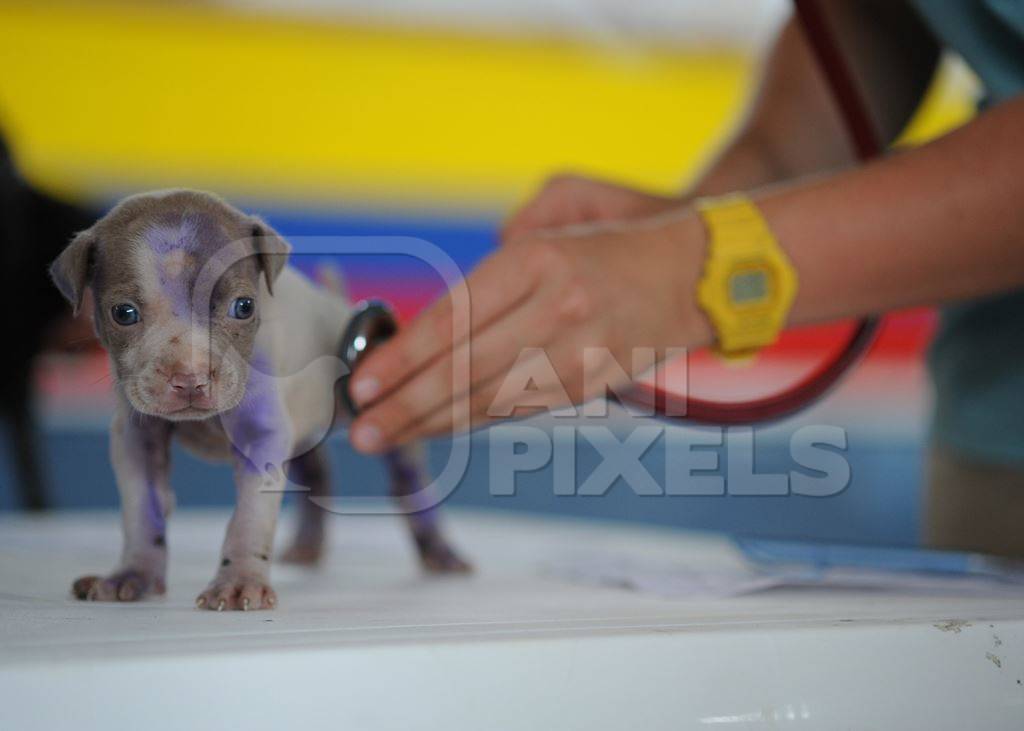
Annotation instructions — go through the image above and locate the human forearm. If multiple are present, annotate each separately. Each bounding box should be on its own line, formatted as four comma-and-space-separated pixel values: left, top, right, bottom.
688, 19, 857, 198
691, 6, 939, 199
733, 96, 1024, 326
501, 15, 932, 244
344, 99, 1023, 452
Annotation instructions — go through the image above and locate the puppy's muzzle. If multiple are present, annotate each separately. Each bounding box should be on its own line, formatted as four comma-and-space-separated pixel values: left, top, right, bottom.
163, 368, 216, 411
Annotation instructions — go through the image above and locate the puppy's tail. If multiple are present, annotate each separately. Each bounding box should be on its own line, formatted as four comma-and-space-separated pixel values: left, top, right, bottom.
313, 262, 348, 302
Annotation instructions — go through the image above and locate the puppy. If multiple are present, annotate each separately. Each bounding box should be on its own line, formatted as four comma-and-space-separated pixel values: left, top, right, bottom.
50, 190, 469, 610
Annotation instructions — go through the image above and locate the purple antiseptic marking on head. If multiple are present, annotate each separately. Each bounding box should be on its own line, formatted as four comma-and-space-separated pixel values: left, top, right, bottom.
144, 214, 229, 319
160, 274, 192, 321
145, 216, 202, 255
222, 348, 290, 477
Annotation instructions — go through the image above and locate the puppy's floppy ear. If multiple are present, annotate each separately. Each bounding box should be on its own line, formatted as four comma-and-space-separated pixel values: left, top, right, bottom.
50, 228, 96, 315
249, 216, 291, 295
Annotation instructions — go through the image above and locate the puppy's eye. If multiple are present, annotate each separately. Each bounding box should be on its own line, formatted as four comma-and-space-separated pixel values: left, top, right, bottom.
229, 297, 255, 320
111, 303, 140, 326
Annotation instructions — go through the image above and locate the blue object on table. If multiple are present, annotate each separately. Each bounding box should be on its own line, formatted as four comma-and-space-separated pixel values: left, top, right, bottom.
735, 537, 1024, 581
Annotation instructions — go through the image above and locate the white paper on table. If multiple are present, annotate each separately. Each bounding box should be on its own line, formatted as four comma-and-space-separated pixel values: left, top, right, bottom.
546, 553, 1024, 600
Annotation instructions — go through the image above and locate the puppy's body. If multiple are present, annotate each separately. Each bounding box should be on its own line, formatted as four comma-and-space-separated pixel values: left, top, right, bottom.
172, 268, 347, 463
51, 190, 468, 610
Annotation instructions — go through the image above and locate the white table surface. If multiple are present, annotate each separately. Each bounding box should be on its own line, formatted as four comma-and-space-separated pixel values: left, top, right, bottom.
1, 508, 1022, 729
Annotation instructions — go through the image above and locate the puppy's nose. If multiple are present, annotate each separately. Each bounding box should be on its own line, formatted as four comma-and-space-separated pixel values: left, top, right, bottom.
169, 372, 209, 396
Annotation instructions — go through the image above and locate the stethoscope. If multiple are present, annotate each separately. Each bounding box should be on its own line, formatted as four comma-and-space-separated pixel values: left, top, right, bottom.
340, 0, 883, 424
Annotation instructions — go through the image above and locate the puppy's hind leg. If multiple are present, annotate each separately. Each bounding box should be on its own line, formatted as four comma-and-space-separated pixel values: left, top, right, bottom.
280, 446, 331, 566
387, 444, 471, 573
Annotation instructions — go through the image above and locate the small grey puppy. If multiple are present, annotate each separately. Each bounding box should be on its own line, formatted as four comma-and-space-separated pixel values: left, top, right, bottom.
50, 190, 469, 611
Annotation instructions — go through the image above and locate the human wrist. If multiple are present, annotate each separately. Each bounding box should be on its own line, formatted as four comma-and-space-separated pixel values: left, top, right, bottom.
656, 210, 714, 350
691, 193, 801, 358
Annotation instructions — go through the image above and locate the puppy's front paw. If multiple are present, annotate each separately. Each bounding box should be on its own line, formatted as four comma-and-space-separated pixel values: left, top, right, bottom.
72, 569, 166, 602
196, 574, 277, 611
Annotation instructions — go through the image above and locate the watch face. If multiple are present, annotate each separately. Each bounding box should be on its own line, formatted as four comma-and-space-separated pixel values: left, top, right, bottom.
728, 266, 770, 306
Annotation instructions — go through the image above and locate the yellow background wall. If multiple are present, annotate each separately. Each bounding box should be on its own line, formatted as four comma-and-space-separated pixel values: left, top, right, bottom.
0, 1, 974, 212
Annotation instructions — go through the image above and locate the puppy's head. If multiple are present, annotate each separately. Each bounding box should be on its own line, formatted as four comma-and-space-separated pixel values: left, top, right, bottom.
50, 190, 290, 420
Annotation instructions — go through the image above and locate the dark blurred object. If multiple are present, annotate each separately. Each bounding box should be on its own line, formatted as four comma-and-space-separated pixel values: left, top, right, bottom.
0, 128, 97, 510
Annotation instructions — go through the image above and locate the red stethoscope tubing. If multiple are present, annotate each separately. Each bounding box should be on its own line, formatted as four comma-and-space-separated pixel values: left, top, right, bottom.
619, 0, 884, 425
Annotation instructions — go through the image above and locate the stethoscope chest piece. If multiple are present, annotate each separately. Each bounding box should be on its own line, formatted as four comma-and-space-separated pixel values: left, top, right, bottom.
337, 300, 398, 417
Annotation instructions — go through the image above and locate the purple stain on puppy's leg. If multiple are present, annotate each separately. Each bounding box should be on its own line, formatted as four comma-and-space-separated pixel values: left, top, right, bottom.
385, 450, 439, 532
385, 447, 471, 573
143, 479, 166, 537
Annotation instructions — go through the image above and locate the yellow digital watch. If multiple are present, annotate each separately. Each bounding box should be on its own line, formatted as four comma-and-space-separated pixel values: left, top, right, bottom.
695, 194, 798, 361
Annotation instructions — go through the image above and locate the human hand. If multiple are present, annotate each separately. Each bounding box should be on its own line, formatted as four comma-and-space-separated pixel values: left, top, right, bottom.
346, 211, 710, 454
501, 174, 683, 243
